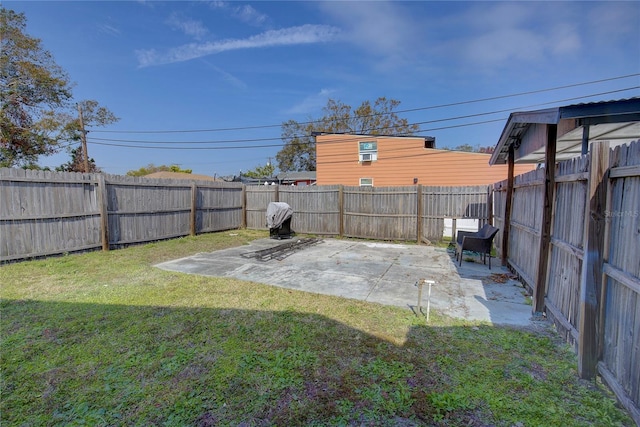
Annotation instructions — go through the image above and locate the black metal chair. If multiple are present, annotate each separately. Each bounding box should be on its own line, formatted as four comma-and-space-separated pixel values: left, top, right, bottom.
455, 224, 500, 269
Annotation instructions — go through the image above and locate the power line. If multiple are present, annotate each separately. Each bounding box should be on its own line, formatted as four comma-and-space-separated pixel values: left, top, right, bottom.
85, 87, 639, 150
86, 118, 506, 150
89, 73, 640, 134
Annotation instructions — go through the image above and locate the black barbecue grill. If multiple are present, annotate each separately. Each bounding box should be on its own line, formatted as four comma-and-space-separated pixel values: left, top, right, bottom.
266, 202, 294, 239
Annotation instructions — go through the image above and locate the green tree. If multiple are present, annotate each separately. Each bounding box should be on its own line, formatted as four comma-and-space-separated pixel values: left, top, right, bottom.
55, 146, 100, 173
477, 145, 495, 154
57, 100, 118, 171
1, 8, 73, 167
276, 97, 419, 172
242, 162, 275, 178
450, 144, 474, 152
1, 8, 118, 169
126, 164, 193, 176
443, 144, 495, 153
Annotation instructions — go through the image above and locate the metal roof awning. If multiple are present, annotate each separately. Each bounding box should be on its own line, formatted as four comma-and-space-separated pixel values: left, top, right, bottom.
490, 98, 640, 165
516, 121, 640, 163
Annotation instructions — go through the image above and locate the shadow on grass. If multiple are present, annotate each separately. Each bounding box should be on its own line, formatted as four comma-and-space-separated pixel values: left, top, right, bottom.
1, 298, 632, 426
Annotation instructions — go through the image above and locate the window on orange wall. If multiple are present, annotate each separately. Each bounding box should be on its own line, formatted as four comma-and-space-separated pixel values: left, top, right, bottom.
358, 141, 377, 162
359, 177, 373, 186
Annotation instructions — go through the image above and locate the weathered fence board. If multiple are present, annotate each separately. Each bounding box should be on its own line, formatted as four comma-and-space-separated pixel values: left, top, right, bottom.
496, 139, 639, 422
600, 141, 640, 421
342, 186, 418, 240
279, 185, 341, 235
242, 184, 489, 242
421, 185, 489, 241
2, 171, 490, 260
505, 168, 545, 289
0, 169, 101, 260
245, 186, 277, 229
105, 175, 193, 246
196, 184, 244, 233
491, 183, 507, 259
0, 170, 244, 260
545, 155, 589, 346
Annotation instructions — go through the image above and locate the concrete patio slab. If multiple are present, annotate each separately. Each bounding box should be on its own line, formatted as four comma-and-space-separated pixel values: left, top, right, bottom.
155, 237, 542, 327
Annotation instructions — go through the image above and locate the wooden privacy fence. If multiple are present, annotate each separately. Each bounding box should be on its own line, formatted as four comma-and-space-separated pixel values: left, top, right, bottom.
245, 184, 491, 242
1, 170, 490, 261
493, 167, 545, 288
493, 140, 640, 424
0, 169, 243, 261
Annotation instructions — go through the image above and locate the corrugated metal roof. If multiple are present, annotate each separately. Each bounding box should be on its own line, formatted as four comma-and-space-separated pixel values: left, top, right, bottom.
490, 97, 640, 165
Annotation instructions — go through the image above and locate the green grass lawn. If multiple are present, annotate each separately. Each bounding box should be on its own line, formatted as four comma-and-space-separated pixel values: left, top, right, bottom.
0, 229, 633, 426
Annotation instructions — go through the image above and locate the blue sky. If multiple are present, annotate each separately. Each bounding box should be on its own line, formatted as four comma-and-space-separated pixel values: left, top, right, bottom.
6, 1, 640, 177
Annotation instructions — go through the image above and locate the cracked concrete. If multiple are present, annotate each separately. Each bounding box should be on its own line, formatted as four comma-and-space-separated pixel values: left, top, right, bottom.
155, 237, 540, 327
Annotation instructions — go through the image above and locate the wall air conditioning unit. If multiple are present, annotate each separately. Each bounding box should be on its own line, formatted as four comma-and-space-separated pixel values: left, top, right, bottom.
360, 153, 374, 162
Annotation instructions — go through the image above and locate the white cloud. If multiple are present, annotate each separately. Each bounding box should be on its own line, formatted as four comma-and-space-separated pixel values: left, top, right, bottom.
549, 24, 581, 56
207, 1, 269, 27
208, 1, 226, 9
444, 2, 585, 71
200, 59, 248, 90
98, 24, 121, 36
588, 3, 639, 44
136, 24, 341, 67
166, 13, 209, 40
463, 28, 546, 66
233, 4, 268, 27
317, 1, 425, 66
286, 88, 337, 115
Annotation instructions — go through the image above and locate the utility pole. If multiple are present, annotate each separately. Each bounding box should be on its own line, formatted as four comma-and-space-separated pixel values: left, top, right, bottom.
77, 103, 90, 173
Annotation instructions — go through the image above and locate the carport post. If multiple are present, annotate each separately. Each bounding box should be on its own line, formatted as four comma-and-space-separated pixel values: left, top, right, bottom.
501, 143, 515, 266
533, 124, 557, 314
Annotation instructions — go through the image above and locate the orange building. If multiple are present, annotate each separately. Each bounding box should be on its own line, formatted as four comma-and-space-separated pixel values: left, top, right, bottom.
315, 133, 536, 186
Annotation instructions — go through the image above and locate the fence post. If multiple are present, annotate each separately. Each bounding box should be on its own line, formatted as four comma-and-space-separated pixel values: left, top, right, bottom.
578, 141, 610, 379
274, 184, 279, 203
241, 185, 247, 229
416, 184, 423, 244
487, 185, 493, 226
190, 182, 197, 236
451, 219, 457, 242
97, 174, 109, 251
338, 185, 344, 237
533, 124, 557, 313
